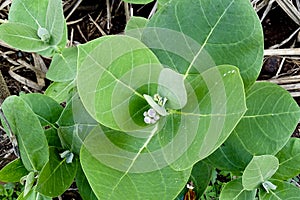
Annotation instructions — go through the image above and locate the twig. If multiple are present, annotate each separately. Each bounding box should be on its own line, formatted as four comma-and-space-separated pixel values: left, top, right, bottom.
264, 48, 300, 56
274, 57, 285, 77
65, 0, 83, 21
124, 2, 130, 22
88, 14, 107, 36
106, 0, 111, 30
260, 0, 275, 22
0, 70, 10, 100
76, 24, 87, 42
269, 27, 300, 49
8, 69, 43, 90
148, 1, 158, 19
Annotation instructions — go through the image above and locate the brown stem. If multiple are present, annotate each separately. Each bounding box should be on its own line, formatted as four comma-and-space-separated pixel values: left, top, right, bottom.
0, 70, 10, 101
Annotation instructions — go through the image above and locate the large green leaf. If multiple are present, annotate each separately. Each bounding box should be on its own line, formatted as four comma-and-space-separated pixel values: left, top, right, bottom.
0, 159, 28, 182
220, 178, 257, 200
205, 81, 300, 171
77, 35, 164, 132
230, 82, 300, 155
36, 147, 78, 197
80, 125, 192, 200
21, 93, 63, 126
273, 138, 300, 180
17, 186, 51, 200
125, 16, 148, 40
1, 96, 49, 171
259, 180, 300, 199
46, 47, 78, 82
242, 155, 279, 191
142, 0, 263, 88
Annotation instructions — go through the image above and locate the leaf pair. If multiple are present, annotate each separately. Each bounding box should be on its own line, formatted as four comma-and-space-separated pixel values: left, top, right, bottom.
0, 0, 67, 57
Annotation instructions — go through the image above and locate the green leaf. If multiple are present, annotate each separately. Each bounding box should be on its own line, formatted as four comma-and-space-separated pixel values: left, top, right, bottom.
76, 166, 98, 200
44, 128, 61, 148
0, 22, 50, 52
36, 147, 78, 197
1, 96, 49, 171
0, 159, 28, 182
123, 0, 154, 4
259, 180, 300, 199
24, 172, 35, 196
21, 93, 63, 126
242, 155, 279, 191
44, 81, 75, 103
231, 82, 300, 155
143, 0, 263, 88
46, 47, 78, 82
80, 125, 192, 200
189, 161, 213, 197
125, 16, 148, 40
9, 0, 67, 50
17, 186, 51, 200
158, 68, 187, 109
273, 138, 300, 180
220, 178, 257, 200
57, 94, 98, 154
77, 35, 164, 131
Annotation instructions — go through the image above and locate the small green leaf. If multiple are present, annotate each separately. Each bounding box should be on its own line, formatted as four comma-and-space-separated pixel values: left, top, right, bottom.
44, 81, 75, 103
220, 178, 257, 200
17, 186, 51, 200
0, 22, 50, 52
24, 172, 35, 197
1, 96, 49, 171
125, 16, 148, 40
21, 93, 63, 126
46, 47, 78, 82
0, 159, 28, 182
158, 68, 187, 109
259, 180, 300, 199
273, 138, 300, 180
242, 155, 279, 191
37, 27, 50, 43
36, 147, 78, 197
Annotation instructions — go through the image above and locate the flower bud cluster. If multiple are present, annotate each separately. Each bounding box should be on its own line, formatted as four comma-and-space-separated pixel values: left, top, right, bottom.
143, 108, 160, 124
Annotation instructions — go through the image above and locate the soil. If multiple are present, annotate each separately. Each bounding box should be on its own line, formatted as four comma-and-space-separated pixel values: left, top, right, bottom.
1, 0, 300, 199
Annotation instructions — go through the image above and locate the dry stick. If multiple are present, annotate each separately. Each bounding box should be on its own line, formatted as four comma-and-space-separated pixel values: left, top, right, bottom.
275, 0, 300, 25
0, 0, 11, 11
8, 69, 42, 90
274, 57, 286, 78
148, 1, 158, 19
269, 27, 300, 49
296, 0, 300, 11
88, 14, 107, 36
66, 17, 84, 25
106, 0, 111, 30
65, 0, 83, 21
260, 0, 275, 22
124, 2, 130, 23
264, 48, 300, 56
76, 24, 87, 42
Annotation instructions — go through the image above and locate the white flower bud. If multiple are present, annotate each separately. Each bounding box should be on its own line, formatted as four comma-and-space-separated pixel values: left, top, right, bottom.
144, 116, 151, 124
148, 108, 156, 118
